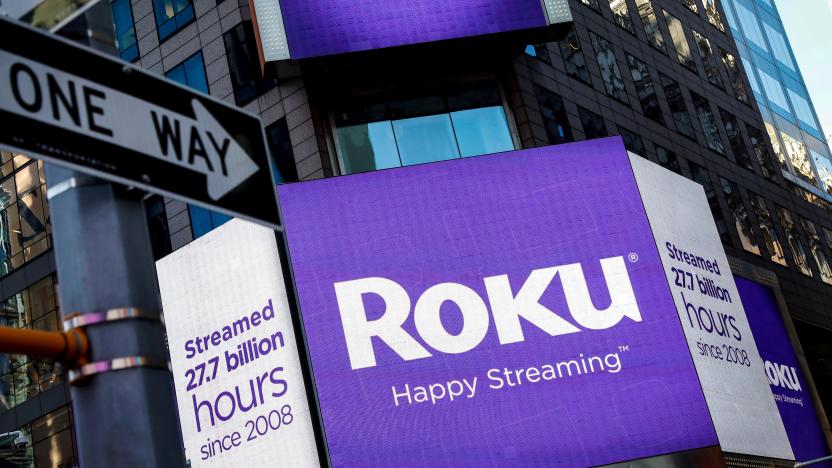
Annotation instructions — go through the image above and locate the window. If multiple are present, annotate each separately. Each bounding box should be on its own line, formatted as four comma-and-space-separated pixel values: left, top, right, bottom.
746, 124, 778, 181
800, 217, 832, 285
111, 0, 138, 62
166, 53, 230, 238
749, 193, 787, 266
626, 54, 664, 124
720, 177, 760, 255
152, 0, 194, 41
5, 406, 78, 467
764, 120, 788, 169
534, 85, 574, 145
718, 109, 754, 171
618, 127, 646, 156
588, 31, 629, 104
609, 0, 635, 34
0, 153, 50, 277
762, 22, 795, 71
165, 52, 208, 93
682, 0, 698, 12
788, 89, 818, 131
579, 0, 602, 12
811, 150, 832, 195
780, 127, 816, 184
735, 2, 766, 50
525, 44, 551, 64
692, 30, 723, 88
635, 0, 667, 52
720, 49, 749, 104
335, 85, 514, 174
578, 107, 608, 140
660, 74, 696, 139
0, 276, 62, 411
663, 11, 696, 72
758, 68, 789, 110
691, 91, 726, 155
265, 118, 299, 183
656, 146, 681, 173
225, 22, 278, 106
689, 163, 730, 243
145, 195, 171, 261
776, 206, 813, 276
703, 0, 725, 32
558, 27, 592, 85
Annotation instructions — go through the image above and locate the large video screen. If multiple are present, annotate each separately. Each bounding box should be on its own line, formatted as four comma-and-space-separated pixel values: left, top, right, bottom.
278, 0, 550, 59
278, 138, 719, 466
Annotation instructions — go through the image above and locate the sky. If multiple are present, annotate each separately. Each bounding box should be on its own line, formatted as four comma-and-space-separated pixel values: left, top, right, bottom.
774, 0, 832, 145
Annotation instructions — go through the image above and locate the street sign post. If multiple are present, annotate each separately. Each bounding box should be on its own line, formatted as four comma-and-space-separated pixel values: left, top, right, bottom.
0, 16, 281, 228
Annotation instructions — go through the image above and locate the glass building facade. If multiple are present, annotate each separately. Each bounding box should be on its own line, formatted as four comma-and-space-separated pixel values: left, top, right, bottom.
721, 0, 832, 201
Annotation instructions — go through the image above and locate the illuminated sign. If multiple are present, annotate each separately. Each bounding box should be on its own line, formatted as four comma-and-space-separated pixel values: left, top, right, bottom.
279, 138, 723, 465
157, 219, 319, 467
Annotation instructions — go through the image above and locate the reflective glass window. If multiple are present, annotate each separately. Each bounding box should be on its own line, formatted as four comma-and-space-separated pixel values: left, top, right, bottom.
682, 0, 698, 12
692, 30, 723, 88
152, 0, 194, 41
578, 107, 608, 139
451, 108, 514, 158
588, 31, 629, 104
703, 0, 725, 31
660, 74, 696, 139
811, 150, 832, 195
663, 11, 697, 72
558, 27, 592, 85
618, 127, 647, 156
534, 85, 574, 145
764, 120, 788, 169
734, 1, 767, 50
224, 22, 278, 106
393, 114, 460, 165
762, 22, 795, 70
690, 163, 730, 243
779, 127, 816, 184
338, 122, 401, 174
788, 90, 818, 131
691, 91, 726, 155
720, 178, 760, 255
801, 218, 832, 285
758, 67, 789, 110
776, 206, 813, 276
656, 146, 681, 173
165, 52, 208, 94
609, 0, 635, 34
626, 54, 664, 124
749, 193, 788, 266
111, 0, 138, 62
525, 44, 551, 64
265, 118, 299, 183
579, 0, 602, 12
635, 0, 667, 52
719, 109, 754, 171
747, 124, 778, 180
189, 205, 230, 239
720, 49, 750, 104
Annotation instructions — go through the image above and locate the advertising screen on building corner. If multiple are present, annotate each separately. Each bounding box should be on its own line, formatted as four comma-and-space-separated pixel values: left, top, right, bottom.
278, 138, 723, 466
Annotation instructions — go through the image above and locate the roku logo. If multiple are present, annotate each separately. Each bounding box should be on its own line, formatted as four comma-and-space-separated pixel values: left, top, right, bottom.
334, 256, 642, 369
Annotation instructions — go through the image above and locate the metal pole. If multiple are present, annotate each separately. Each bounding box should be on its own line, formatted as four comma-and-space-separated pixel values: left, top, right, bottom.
795, 455, 832, 467
45, 165, 185, 467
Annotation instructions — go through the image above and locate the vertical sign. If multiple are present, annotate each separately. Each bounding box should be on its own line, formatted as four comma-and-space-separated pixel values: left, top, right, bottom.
156, 219, 319, 467
630, 153, 793, 460
736, 277, 832, 464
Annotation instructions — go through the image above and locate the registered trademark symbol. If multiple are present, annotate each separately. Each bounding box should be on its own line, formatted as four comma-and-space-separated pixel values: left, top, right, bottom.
628, 253, 639, 262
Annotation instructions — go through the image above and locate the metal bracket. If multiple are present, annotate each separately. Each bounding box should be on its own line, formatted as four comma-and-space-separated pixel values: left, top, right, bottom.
46, 175, 106, 200
69, 356, 171, 385
62, 307, 161, 332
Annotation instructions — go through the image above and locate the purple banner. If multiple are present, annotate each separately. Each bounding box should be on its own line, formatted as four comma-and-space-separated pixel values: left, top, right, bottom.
279, 139, 717, 466
278, 0, 548, 59
736, 277, 832, 466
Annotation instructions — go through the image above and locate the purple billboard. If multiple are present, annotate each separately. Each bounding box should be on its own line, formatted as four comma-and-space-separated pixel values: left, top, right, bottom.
278, 0, 551, 59
737, 277, 832, 466
278, 139, 718, 466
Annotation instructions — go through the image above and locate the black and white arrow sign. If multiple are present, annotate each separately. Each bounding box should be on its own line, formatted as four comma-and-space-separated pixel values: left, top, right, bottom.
0, 17, 280, 228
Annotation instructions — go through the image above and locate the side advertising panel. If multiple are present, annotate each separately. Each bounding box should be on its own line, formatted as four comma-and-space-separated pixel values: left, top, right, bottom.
630, 153, 793, 460
279, 138, 717, 467
736, 277, 832, 465
156, 219, 319, 467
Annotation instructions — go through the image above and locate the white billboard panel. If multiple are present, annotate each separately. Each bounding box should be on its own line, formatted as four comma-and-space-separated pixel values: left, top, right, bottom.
630, 153, 793, 459
157, 219, 319, 467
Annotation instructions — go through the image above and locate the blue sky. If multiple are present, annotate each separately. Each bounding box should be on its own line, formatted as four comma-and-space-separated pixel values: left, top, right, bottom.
774, 0, 832, 145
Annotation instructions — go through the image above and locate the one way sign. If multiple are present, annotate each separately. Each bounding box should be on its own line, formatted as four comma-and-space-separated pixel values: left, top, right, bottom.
0, 17, 280, 228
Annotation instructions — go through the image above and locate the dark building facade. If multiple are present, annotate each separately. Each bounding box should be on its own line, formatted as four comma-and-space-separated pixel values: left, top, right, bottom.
0, 0, 831, 465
